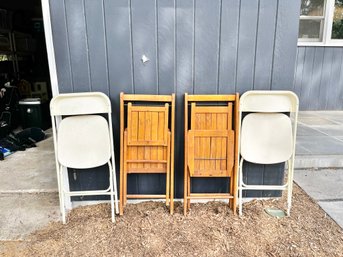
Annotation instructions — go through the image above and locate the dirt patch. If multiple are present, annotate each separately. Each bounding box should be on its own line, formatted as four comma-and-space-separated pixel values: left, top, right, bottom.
1, 184, 343, 257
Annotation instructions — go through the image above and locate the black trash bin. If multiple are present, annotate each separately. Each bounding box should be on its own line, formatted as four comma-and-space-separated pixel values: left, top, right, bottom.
19, 98, 50, 130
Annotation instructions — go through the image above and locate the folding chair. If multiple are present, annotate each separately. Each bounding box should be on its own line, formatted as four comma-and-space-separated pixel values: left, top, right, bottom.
184, 94, 240, 215
238, 90, 299, 216
120, 93, 175, 215
50, 92, 119, 223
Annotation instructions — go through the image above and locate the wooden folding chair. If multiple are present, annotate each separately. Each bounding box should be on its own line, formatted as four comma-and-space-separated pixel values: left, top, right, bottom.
184, 94, 239, 215
120, 93, 175, 215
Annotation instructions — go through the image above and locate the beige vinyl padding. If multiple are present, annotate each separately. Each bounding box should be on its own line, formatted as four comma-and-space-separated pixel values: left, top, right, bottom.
240, 113, 292, 164
57, 115, 111, 169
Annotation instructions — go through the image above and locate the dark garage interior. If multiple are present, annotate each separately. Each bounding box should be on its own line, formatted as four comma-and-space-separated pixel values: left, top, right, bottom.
0, 0, 51, 159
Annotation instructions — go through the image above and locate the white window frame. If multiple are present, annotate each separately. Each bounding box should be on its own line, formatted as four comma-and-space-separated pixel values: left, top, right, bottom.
298, 0, 343, 46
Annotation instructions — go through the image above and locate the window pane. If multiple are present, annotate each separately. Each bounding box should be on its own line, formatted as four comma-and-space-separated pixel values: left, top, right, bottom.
299, 20, 322, 39
301, 0, 325, 16
332, 0, 343, 39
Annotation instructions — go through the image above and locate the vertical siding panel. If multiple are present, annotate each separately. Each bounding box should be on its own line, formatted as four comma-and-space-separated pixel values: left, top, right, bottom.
158, 0, 175, 95
300, 47, 315, 110
49, 0, 73, 93
310, 47, 325, 110
104, 0, 135, 192
176, 0, 194, 196
131, 0, 158, 94
327, 48, 343, 110
236, 0, 259, 94
176, 0, 194, 94
293, 47, 305, 100
84, 0, 108, 93
319, 48, 334, 109
193, 0, 221, 94
253, 0, 277, 90
262, 164, 284, 197
271, 0, 301, 90
104, 0, 133, 95
218, 0, 239, 93
64, 0, 90, 92
338, 49, 343, 109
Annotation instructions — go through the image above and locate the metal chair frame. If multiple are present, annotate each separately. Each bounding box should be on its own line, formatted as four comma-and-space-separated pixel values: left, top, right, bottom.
50, 92, 119, 223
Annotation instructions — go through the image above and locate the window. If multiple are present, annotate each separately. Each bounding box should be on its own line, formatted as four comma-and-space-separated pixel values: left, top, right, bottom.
299, 0, 343, 46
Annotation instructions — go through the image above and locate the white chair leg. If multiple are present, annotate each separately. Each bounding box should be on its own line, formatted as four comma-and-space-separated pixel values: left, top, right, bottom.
113, 170, 119, 215
287, 159, 293, 216
238, 159, 244, 216
59, 165, 66, 224
108, 163, 115, 223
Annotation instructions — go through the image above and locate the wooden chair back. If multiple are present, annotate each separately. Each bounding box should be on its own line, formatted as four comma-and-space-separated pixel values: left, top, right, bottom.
125, 103, 169, 173
184, 94, 239, 215
188, 103, 235, 177
120, 93, 175, 215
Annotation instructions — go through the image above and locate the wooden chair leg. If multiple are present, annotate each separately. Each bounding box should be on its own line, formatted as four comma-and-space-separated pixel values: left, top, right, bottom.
123, 171, 127, 206
170, 165, 174, 215
187, 174, 191, 210
166, 135, 171, 207
166, 170, 170, 207
183, 168, 188, 215
229, 175, 234, 210
119, 167, 124, 216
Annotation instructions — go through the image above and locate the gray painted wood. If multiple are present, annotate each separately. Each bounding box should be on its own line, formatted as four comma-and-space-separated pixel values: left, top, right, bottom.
64, 0, 91, 92
300, 47, 316, 110
84, 0, 109, 94
49, 0, 73, 93
218, 0, 239, 94
157, 0, 176, 95
254, 0, 277, 90
236, 0, 259, 94
50, 0, 301, 198
295, 46, 343, 110
131, 0, 158, 94
272, 0, 301, 90
321, 48, 334, 110
193, 0, 220, 94
327, 48, 343, 110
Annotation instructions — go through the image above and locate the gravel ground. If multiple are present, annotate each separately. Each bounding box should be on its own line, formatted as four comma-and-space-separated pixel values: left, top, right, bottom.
1, 183, 343, 257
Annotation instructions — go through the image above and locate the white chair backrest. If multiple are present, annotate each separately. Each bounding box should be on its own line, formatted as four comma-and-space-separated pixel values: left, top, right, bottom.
57, 115, 111, 169
50, 92, 111, 116
239, 90, 299, 164
240, 91, 298, 113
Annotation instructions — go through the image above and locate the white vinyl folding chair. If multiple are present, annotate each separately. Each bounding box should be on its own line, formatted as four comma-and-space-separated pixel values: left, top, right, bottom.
237, 90, 299, 216
50, 92, 119, 223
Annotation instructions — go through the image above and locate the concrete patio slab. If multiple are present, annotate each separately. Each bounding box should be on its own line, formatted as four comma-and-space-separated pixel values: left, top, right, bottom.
0, 193, 59, 240
294, 169, 343, 229
318, 201, 343, 229
295, 111, 343, 169
294, 169, 343, 200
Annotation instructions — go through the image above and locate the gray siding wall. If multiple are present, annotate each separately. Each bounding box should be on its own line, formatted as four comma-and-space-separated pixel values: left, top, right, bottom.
49, 0, 301, 198
295, 46, 343, 110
